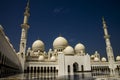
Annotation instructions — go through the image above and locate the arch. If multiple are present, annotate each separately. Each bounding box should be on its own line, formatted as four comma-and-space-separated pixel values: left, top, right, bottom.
73, 62, 79, 72
41, 67, 43, 72
34, 67, 36, 73
21, 53, 23, 58
27, 66, 29, 73
68, 65, 70, 73
54, 67, 56, 72
44, 67, 46, 73
37, 67, 39, 73
31, 67, 33, 73
22, 42, 24, 48
50, 67, 52, 72
81, 65, 84, 72
47, 67, 49, 73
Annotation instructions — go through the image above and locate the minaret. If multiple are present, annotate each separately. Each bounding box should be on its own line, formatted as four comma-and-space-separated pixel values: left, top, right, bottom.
19, 0, 30, 55
19, 0, 30, 72
102, 17, 115, 75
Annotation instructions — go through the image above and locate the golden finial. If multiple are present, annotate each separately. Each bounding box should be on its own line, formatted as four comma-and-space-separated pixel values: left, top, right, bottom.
59, 33, 62, 37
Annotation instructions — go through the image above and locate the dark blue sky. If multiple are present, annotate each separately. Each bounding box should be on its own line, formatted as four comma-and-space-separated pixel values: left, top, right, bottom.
0, 0, 120, 58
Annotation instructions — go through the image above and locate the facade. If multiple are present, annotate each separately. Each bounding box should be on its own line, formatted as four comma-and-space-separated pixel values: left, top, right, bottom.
0, 0, 120, 78
24, 37, 91, 76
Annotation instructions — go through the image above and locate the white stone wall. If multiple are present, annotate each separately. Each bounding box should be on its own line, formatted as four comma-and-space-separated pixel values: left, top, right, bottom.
58, 53, 91, 76
58, 53, 65, 76
0, 27, 21, 68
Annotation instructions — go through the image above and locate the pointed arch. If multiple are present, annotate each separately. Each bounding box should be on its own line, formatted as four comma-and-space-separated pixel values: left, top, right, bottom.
73, 62, 79, 72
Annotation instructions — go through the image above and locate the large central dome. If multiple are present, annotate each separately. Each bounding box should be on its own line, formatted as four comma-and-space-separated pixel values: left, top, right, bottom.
32, 40, 45, 52
53, 36, 68, 49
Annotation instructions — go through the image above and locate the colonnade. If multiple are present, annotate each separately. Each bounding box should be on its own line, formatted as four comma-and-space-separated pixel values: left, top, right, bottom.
91, 66, 110, 72
25, 66, 58, 73
0, 51, 20, 78
91, 66, 109, 76
116, 65, 120, 71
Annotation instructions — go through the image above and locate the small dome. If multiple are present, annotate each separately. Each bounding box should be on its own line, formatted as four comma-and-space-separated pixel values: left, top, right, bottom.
63, 46, 74, 55
53, 36, 68, 49
91, 55, 94, 58
50, 56, 56, 61
101, 57, 107, 62
94, 57, 99, 62
116, 56, 120, 61
38, 55, 44, 61
32, 40, 44, 52
91, 55, 95, 59
75, 43, 85, 52
28, 47, 31, 50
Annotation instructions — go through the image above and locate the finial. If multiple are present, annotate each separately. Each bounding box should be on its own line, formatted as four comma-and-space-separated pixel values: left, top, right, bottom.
59, 33, 62, 37
102, 16, 106, 23
37, 37, 40, 40
26, 0, 30, 10
27, 0, 30, 7
102, 16, 104, 21
24, 0, 30, 17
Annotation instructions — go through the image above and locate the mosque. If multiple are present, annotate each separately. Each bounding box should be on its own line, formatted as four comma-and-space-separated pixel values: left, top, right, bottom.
0, 0, 120, 77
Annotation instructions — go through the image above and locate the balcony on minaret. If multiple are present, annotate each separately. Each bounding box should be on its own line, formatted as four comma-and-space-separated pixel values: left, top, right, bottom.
21, 23, 29, 29
24, 11, 30, 17
104, 35, 110, 39
103, 25, 107, 29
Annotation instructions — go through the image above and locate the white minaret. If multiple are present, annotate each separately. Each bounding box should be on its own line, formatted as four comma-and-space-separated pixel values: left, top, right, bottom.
102, 17, 115, 76
19, 0, 30, 72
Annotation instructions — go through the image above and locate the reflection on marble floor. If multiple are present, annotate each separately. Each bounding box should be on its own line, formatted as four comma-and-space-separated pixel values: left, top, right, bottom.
1, 72, 120, 80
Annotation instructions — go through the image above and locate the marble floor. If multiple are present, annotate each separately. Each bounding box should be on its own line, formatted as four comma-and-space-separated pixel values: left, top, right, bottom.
0, 72, 120, 80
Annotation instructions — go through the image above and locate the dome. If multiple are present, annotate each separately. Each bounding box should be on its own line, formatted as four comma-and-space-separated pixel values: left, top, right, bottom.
116, 56, 120, 61
75, 43, 85, 52
63, 46, 74, 55
53, 36, 68, 49
32, 40, 44, 52
101, 57, 107, 62
38, 55, 44, 61
91, 55, 95, 59
94, 57, 99, 62
91, 55, 94, 58
50, 56, 56, 61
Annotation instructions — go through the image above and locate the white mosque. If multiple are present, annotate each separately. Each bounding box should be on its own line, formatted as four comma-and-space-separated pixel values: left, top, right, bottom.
0, 0, 120, 77
16, 0, 120, 76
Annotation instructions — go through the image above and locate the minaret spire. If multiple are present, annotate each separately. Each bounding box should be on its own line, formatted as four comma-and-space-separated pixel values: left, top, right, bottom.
102, 17, 115, 76
23, 0, 30, 25
19, 0, 30, 72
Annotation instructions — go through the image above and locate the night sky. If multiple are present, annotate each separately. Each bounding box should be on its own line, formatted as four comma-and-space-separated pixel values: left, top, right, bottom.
0, 0, 120, 58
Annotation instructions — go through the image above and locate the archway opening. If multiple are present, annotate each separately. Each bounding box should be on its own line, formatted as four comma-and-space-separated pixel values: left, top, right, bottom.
73, 62, 79, 72
31, 67, 33, 73
44, 67, 46, 73
50, 67, 52, 72
47, 67, 49, 73
81, 65, 84, 72
27, 67, 29, 73
41, 67, 43, 73
34, 67, 36, 73
37, 67, 39, 73
68, 65, 70, 73
54, 67, 56, 73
